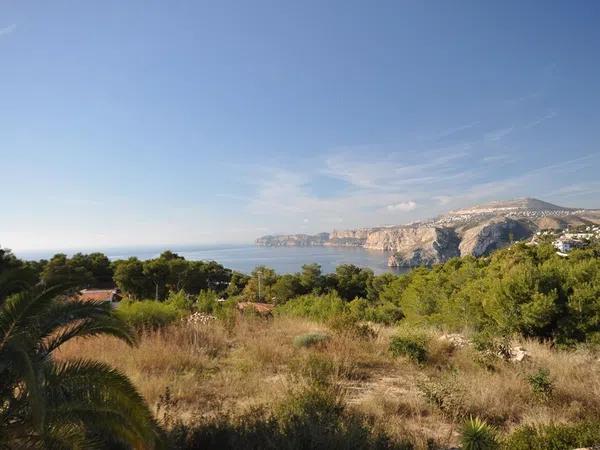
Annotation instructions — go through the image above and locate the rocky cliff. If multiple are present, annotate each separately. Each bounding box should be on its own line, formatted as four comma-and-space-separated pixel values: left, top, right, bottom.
255, 232, 330, 247
255, 198, 600, 267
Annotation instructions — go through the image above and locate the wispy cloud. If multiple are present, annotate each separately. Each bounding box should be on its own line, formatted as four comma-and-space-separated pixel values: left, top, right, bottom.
386, 201, 416, 212
243, 147, 600, 234
485, 126, 514, 141
425, 121, 480, 141
523, 111, 558, 129
0, 24, 16, 36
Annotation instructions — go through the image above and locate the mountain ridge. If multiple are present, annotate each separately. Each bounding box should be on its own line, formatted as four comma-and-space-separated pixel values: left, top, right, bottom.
256, 198, 600, 267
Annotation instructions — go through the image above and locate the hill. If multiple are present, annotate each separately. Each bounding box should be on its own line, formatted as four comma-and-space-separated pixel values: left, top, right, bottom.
256, 198, 600, 267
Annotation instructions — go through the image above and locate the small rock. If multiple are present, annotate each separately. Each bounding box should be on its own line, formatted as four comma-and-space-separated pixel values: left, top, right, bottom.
509, 346, 529, 362
439, 333, 469, 348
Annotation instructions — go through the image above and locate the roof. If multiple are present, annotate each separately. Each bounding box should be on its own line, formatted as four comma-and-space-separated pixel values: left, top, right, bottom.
236, 302, 274, 315
77, 289, 120, 302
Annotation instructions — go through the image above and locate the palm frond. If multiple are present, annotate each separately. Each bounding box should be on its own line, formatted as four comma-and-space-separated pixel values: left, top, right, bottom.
37, 300, 137, 355
0, 285, 65, 352
10, 346, 45, 434
45, 359, 164, 448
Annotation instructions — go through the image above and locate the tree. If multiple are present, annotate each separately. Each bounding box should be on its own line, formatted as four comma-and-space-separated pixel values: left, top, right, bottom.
226, 271, 250, 297
143, 259, 170, 301
242, 266, 277, 302
166, 258, 189, 292
113, 257, 151, 299
0, 248, 38, 299
70, 252, 114, 287
201, 260, 232, 293
0, 273, 163, 448
271, 274, 303, 304
366, 272, 397, 302
180, 261, 209, 294
334, 265, 374, 301
298, 263, 324, 294
40, 253, 93, 289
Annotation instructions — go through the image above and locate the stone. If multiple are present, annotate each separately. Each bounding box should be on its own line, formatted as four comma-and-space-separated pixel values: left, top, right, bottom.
508, 346, 529, 362
439, 333, 469, 348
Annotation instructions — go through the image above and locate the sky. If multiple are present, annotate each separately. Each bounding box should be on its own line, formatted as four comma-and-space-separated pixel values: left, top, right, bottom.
1, 1, 600, 252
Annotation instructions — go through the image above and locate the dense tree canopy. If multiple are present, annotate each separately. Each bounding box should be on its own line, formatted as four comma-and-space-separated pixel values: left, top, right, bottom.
3, 240, 600, 343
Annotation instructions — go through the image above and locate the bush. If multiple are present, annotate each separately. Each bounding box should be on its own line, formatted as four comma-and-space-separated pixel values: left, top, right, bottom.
389, 328, 429, 364
277, 293, 347, 322
370, 302, 404, 325
293, 332, 329, 349
418, 375, 467, 420
527, 368, 553, 401
116, 300, 182, 329
166, 289, 194, 311
461, 417, 498, 450
196, 289, 219, 314
503, 421, 600, 450
327, 314, 376, 339
167, 384, 412, 450
293, 353, 336, 387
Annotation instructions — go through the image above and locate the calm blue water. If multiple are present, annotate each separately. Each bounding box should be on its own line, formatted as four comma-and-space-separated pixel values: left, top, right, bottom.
15, 244, 406, 275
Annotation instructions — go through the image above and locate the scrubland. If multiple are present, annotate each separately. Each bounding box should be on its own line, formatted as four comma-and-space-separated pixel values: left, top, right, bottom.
57, 314, 600, 449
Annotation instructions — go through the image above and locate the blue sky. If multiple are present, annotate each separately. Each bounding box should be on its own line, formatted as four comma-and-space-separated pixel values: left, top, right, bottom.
1, 1, 600, 251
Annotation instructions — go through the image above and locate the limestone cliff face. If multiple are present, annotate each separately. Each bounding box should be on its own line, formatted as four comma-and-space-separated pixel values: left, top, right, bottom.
254, 198, 600, 267
458, 218, 534, 257
381, 227, 460, 267
255, 233, 330, 247
326, 228, 371, 246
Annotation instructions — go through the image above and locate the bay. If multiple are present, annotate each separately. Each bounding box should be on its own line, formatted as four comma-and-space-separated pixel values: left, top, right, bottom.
15, 244, 407, 275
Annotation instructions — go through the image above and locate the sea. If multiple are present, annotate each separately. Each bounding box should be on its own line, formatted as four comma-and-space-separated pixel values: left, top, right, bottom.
14, 244, 407, 275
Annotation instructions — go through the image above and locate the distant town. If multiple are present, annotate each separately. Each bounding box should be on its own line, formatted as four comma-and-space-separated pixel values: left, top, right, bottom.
531, 224, 600, 255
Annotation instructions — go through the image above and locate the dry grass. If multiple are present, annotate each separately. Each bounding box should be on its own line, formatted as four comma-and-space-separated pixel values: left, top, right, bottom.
55, 315, 600, 449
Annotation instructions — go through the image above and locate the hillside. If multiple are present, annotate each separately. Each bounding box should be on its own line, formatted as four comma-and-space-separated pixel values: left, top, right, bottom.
256, 198, 600, 267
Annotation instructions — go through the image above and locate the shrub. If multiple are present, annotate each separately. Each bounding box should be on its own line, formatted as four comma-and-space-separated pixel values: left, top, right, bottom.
277, 293, 347, 322
274, 384, 407, 450
527, 368, 553, 401
503, 421, 600, 450
293, 332, 329, 349
166, 289, 194, 311
418, 375, 467, 420
389, 328, 429, 363
471, 332, 511, 358
196, 289, 219, 314
461, 417, 498, 450
167, 384, 412, 449
116, 300, 182, 329
370, 302, 404, 325
327, 314, 376, 339
294, 353, 336, 387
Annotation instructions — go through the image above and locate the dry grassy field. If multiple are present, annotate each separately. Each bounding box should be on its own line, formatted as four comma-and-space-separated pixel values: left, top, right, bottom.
56, 315, 600, 449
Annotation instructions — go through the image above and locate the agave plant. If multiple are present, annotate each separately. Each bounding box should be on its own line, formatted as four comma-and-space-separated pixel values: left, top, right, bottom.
461, 416, 498, 450
0, 282, 164, 449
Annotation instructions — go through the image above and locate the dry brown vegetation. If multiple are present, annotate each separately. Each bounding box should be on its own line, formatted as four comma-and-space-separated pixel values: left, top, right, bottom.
56, 315, 600, 449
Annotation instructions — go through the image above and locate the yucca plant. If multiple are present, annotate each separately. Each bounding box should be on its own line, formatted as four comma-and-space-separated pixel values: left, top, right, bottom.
0, 280, 164, 449
461, 416, 498, 450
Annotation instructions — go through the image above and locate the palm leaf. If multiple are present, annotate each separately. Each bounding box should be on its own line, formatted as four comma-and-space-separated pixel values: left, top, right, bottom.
0, 286, 65, 352
37, 300, 136, 355
44, 359, 164, 449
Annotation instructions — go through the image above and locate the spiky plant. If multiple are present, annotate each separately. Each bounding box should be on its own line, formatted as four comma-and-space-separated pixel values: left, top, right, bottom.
0, 282, 164, 449
461, 416, 499, 450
